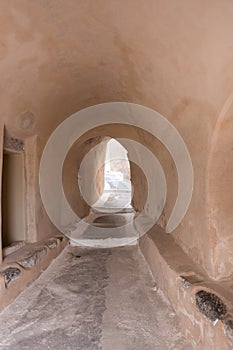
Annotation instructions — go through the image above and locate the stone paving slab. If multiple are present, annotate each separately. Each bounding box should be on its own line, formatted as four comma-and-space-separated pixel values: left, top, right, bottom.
0, 246, 192, 350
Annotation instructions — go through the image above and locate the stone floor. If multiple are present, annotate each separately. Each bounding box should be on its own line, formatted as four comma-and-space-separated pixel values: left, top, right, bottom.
0, 245, 192, 350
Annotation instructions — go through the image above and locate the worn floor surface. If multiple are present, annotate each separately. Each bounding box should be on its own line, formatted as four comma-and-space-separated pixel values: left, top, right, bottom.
0, 246, 192, 350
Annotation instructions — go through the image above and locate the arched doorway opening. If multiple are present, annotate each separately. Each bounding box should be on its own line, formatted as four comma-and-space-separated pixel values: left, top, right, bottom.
93, 138, 133, 213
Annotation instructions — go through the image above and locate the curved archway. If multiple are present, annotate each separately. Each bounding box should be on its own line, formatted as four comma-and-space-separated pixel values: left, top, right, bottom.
93, 138, 133, 213
40, 102, 193, 238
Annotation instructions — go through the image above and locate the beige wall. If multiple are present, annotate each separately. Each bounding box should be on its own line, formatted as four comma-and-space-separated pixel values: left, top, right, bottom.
0, 0, 232, 278
63, 135, 108, 218
0, 122, 3, 261
207, 96, 233, 279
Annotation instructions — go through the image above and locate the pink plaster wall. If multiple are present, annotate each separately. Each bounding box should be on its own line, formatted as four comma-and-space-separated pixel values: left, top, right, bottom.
207, 95, 233, 279
0, 0, 233, 278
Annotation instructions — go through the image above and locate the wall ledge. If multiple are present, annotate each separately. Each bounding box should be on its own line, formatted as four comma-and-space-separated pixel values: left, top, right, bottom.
0, 234, 68, 313
139, 226, 233, 350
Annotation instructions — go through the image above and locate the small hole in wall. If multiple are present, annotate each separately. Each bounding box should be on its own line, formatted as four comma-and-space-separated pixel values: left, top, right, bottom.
195, 290, 227, 322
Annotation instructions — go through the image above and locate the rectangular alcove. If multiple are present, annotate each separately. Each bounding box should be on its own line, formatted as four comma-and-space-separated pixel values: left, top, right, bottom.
2, 150, 26, 249
1, 134, 38, 259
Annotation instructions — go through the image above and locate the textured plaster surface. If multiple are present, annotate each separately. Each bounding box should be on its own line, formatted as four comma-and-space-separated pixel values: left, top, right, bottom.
0, 0, 233, 278
140, 228, 233, 350
0, 246, 192, 350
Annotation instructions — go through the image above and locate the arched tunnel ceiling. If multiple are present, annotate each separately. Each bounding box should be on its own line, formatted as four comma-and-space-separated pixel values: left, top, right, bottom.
0, 0, 233, 279
62, 124, 177, 220
0, 0, 233, 142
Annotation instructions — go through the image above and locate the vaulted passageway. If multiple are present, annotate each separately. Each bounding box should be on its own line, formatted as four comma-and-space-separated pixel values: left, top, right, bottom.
0, 0, 233, 349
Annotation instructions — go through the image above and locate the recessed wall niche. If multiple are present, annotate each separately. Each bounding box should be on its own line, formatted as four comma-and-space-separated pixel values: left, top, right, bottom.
1, 133, 39, 259
2, 135, 25, 255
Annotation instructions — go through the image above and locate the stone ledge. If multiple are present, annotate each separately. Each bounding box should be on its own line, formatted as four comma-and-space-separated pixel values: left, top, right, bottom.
2, 267, 21, 285
0, 234, 68, 313
139, 226, 233, 350
18, 247, 47, 268
2, 241, 26, 258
